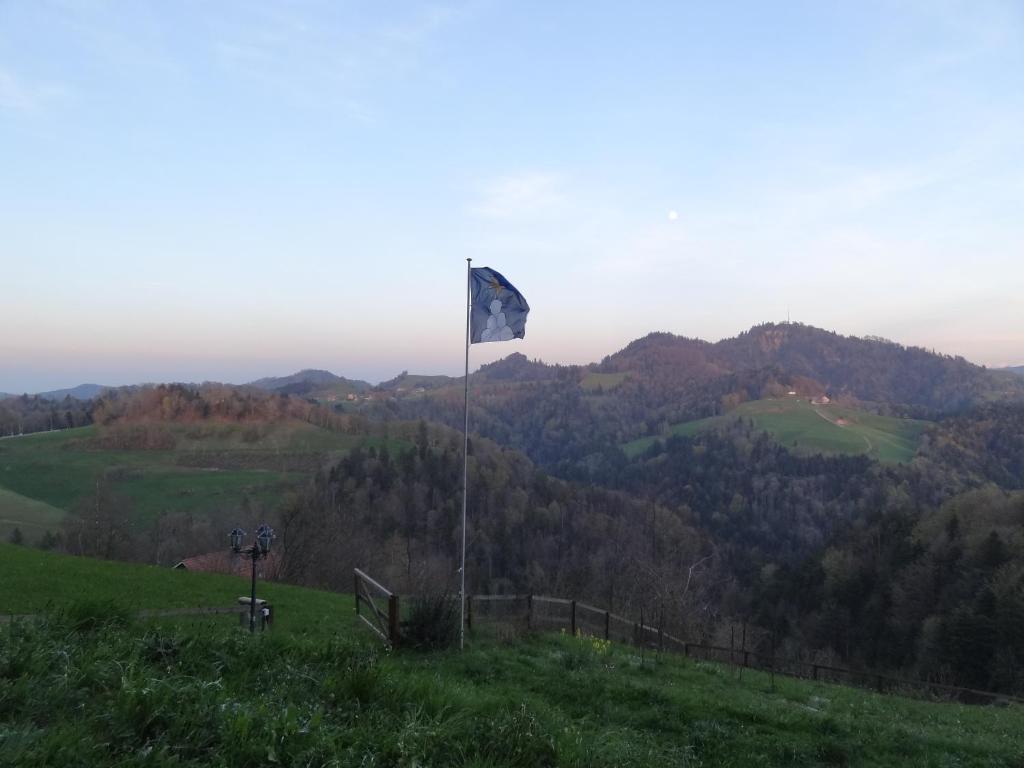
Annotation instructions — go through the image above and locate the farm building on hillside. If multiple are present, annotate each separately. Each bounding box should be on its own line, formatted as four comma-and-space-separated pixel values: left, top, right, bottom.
811, 395, 831, 405
173, 550, 282, 581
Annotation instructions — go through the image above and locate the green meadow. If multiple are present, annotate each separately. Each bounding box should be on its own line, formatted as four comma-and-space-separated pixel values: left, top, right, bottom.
0, 543, 351, 637
579, 371, 631, 392
624, 398, 931, 463
0, 422, 393, 539
0, 488, 67, 544
1, 544, 1021, 767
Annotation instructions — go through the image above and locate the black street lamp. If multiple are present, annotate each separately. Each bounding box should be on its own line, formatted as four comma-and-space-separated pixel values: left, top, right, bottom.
229, 524, 275, 633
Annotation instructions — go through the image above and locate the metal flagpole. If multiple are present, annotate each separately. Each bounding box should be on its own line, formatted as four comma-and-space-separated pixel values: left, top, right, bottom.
460, 257, 472, 650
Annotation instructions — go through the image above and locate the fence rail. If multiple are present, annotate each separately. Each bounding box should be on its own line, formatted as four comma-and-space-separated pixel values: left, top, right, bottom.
350, 569, 1022, 707
353, 567, 400, 647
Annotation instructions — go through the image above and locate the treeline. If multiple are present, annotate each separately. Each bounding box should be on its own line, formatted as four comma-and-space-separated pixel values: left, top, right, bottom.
916, 403, 1024, 489
764, 486, 1024, 694
92, 384, 316, 425
91, 383, 379, 439
0, 395, 92, 436
276, 421, 720, 637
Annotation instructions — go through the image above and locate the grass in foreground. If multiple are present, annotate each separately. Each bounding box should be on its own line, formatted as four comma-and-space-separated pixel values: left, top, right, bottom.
624, 398, 931, 463
1, 612, 1021, 768
1, 547, 1022, 766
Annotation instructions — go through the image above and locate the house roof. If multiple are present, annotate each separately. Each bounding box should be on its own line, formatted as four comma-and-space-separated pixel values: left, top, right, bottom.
173, 550, 282, 580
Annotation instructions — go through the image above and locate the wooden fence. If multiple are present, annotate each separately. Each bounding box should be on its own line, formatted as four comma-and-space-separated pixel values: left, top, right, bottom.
352, 569, 1023, 706
353, 568, 400, 646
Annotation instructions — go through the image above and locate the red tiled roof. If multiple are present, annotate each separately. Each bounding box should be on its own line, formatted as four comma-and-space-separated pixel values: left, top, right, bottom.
173, 550, 282, 581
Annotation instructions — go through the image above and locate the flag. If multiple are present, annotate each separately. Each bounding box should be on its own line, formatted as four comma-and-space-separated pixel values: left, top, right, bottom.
469, 267, 529, 344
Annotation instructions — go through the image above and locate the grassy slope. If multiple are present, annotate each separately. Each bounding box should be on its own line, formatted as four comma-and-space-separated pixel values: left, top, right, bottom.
2, 544, 1024, 765
1, 545, 1021, 766
0, 543, 351, 638
625, 398, 931, 463
0, 422, 391, 532
579, 371, 631, 392
0, 488, 67, 543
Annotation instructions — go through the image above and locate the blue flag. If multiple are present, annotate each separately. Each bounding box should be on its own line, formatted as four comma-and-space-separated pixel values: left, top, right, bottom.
470, 267, 529, 344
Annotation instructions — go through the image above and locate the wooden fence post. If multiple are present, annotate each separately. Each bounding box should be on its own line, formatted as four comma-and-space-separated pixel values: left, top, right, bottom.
388, 594, 400, 648
527, 594, 532, 630
812, 664, 819, 681
354, 572, 360, 616
604, 610, 610, 640
570, 600, 577, 636
466, 594, 473, 630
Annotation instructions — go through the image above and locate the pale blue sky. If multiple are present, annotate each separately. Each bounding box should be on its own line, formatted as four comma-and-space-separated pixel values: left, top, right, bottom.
2, 1, 1022, 392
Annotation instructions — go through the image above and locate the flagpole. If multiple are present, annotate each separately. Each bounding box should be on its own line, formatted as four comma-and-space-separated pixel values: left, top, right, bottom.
460, 257, 472, 650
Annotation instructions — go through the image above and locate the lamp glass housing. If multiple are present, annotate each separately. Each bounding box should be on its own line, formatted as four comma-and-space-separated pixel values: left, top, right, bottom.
229, 527, 246, 552
256, 524, 274, 555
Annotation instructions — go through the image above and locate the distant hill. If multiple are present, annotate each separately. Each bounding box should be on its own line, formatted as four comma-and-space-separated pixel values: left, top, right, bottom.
39, 383, 111, 400
375, 371, 457, 392
1, 383, 111, 401
708, 323, 1024, 412
596, 323, 1024, 415
247, 369, 371, 399
1005, 365, 1024, 377
378, 322, 1024, 472
476, 352, 560, 382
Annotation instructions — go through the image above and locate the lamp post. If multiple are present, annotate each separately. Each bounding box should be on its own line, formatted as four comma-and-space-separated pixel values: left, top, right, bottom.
229, 524, 275, 633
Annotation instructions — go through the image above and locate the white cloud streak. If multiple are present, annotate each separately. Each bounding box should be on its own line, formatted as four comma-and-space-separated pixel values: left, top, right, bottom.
470, 172, 568, 220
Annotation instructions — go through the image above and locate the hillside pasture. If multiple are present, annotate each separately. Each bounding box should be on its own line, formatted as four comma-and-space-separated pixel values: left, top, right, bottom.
0, 488, 67, 543
580, 371, 631, 392
0, 543, 352, 637
625, 398, 930, 463
0, 421, 396, 536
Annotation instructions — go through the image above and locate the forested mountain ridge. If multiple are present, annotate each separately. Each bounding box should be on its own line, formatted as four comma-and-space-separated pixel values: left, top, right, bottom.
709, 323, 1024, 413
369, 323, 1024, 475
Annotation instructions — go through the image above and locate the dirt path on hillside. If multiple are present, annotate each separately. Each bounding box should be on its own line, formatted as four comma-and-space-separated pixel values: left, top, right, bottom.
812, 407, 873, 453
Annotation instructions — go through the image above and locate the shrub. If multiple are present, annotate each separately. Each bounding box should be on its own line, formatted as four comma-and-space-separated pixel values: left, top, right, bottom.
403, 592, 460, 650
60, 599, 133, 632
